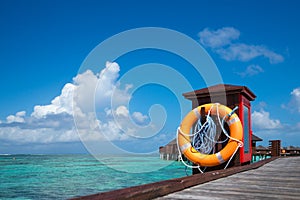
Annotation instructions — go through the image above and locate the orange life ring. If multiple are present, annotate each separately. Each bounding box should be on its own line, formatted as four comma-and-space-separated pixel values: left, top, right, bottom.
177, 103, 243, 167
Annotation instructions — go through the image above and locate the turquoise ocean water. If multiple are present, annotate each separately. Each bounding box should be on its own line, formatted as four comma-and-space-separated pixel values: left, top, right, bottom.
0, 154, 191, 199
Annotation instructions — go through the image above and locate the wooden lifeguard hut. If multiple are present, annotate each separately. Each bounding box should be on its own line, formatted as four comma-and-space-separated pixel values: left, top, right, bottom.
183, 84, 256, 173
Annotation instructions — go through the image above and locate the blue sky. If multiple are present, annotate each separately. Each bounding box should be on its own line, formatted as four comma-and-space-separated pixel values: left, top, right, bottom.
0, 0, 299, 154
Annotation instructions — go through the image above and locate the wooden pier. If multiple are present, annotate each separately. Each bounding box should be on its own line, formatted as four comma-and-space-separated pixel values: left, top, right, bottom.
72, 157, 300, 200
156, 157, 300, 200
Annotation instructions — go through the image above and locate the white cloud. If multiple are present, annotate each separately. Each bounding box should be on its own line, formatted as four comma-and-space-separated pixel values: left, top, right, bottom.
97, 120, 129, 141
113, 106, 148, 124
252, 101, 300, 147
132, 112, 148, 123
237, 64, 264, 77
115, 105, 129, 117
70, 62, 137, 142
198, 27, 240, 48
31, 83, 75, 119
252, 109, 282, 129
291, 88, 300, 112
216, 44, 284, 63
95, 61, 131, 109
6, 111, 26, 123
104, 106, 151, 138
72, 69, 98, 113
0, 60, 171, 155
253, 121, 300, 147
198, 27, 284, 64
0, 126, 79, 144
292, 88, 300, 97
282, 87, 300, 113
0, 61, 152, 147
71, 62, 131, 113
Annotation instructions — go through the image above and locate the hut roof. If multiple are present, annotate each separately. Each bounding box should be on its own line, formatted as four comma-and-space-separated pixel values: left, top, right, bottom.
167, 138, 177, 145
252, 134, 263, 141
183, 84, 256, 101
286, 146, 300, 150
256, 145, 269, 151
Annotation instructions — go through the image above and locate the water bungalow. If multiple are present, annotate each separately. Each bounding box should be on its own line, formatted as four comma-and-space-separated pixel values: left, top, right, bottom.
281, 146, 300, 156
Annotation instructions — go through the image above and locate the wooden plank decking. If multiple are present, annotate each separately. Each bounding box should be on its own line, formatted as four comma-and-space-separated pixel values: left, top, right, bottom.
73, 157, 279, 200
156, 157, 300, 200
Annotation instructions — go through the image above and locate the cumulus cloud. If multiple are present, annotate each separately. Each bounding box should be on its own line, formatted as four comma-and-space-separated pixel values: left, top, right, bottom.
132, 112, 148, 123
252, 109, 282, 129
95, 61, 132, 109
71, 62, 137, 142
113, 106, 148, 124
102, 105, 153, 139
0, 61, 152, 146
32, 83, 75, 119
198, 27, 284, 64
6, 111, 26, 123
72, 70, 98, 113
0, 81, 79, 144
115, 105, 129, 117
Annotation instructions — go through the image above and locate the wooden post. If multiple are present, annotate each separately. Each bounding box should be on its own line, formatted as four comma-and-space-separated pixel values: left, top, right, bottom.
269, 140, 281, 157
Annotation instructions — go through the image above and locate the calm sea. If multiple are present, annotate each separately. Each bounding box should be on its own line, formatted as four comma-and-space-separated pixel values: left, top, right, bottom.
0, 154, 191, 199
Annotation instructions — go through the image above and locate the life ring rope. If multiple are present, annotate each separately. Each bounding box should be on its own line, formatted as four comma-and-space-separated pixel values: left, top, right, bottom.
215, 104, 244, 147
176, 126, 242, 171
176, 103, 244, 171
